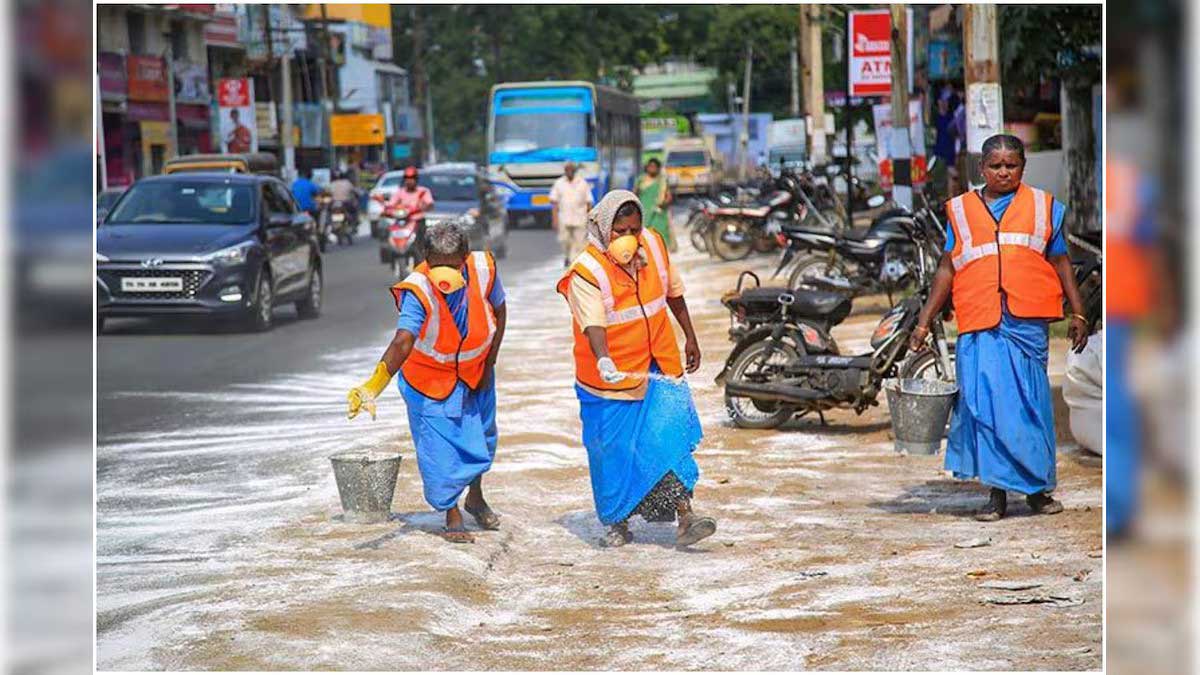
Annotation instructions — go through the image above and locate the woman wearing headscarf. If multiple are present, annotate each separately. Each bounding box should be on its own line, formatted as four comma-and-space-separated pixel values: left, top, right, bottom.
555, 190, 717, 547
910, 134, 1090, 522
635, 158, 674, 251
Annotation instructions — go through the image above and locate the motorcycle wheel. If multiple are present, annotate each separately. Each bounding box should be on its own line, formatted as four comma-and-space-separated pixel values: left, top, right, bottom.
899, 348, 957, 382
788, 254, 848, 291
689, 223, 709, 252
710, 219, 754, 261
724, 340, 800, 429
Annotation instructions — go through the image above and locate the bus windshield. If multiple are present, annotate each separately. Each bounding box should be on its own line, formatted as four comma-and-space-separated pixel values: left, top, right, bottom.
494, 112, 590, 153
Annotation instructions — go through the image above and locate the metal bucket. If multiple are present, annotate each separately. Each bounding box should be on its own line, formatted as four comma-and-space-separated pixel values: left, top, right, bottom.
329, 451, 402, 523
886, 378, 958, 455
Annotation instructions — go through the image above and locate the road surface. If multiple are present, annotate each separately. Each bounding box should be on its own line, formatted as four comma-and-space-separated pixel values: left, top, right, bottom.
97, 221, 1102, 670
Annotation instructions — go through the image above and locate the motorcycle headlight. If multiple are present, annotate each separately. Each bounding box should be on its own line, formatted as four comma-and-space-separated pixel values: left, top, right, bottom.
205, 242, 253, 266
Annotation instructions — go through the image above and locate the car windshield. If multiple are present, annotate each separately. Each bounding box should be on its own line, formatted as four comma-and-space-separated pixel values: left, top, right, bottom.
97, 191, 124, 210
105, 181, 255, 225
493, 112, 590, 153
420, 173, 476, 202
667, 151, 707, 167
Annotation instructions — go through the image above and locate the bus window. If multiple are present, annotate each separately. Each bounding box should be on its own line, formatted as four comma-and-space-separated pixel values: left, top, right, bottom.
494, 113, 591, 153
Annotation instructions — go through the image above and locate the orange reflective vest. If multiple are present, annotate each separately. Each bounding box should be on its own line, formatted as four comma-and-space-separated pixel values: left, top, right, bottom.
945, 183, 1063, 333
390, 251, 498, 400
555, 230, 682, 391
1105, 157, 1153, 320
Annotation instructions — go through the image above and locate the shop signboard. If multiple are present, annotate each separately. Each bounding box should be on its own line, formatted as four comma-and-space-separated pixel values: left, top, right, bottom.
330, 113, 385, 147
127, 55, 169, 102
216, 77, 257, 153
99, 52, 127, 101
173, 62, 210, 104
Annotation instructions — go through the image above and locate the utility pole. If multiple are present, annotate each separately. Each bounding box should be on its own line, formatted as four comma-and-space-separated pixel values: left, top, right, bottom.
410, 5, 430, 165
740, 41, 752, 181
789, 34, 800, 119
803, 5, 827, 164
164, 37, 178, 157
281, 50, 295, 181
962, 4, 1001, 189
889, 5, 913, 210
319, 3, 336, 170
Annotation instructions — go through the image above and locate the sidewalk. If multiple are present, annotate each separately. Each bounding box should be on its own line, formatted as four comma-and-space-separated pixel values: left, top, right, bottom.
98, 239, 1102, 671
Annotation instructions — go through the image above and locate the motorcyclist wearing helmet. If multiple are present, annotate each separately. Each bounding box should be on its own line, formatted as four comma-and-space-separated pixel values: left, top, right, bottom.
387, 165, 435, 215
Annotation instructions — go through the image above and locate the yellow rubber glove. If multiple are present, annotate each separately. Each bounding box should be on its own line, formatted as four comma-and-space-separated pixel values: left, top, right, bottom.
347, 361, 393, 420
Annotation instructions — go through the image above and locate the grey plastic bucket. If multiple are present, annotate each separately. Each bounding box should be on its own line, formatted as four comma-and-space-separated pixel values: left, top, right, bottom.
329, 451, 402, 523
886, 378, 958, 455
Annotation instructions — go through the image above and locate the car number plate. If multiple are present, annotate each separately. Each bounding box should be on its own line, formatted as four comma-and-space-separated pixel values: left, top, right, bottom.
122, 277, 183, 292
532, 194, 550, 206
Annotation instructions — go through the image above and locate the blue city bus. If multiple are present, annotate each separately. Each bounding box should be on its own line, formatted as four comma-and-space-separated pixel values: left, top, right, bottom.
487, 81, 641, 228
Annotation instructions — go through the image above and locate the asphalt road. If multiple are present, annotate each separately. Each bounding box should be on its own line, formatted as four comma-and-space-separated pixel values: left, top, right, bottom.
97, 226, 561, 439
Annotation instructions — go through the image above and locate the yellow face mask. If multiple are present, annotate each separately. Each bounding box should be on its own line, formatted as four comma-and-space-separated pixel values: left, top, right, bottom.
428, 265, 467, 294
607, 234, 640, 265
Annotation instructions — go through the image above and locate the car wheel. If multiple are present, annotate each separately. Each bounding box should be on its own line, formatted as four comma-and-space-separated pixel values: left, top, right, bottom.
296, 265, 322, 319
246, 271, 275, 332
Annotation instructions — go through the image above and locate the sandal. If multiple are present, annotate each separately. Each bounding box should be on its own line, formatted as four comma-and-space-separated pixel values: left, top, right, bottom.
601, 522, 633, 548
441, 526, 475, 544
676, 514, 717, 547
464, 503, 501, 531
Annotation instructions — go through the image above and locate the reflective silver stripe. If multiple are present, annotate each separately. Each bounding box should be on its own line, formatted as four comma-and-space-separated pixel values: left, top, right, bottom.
953, 242, 998, 268
948, 194, 1001, 270
471, 251, 492, 296
607, 295, 668, 325
401, 273, 441, 356
949, 195, 972, 252
577, 253, 614, 313
998, 232, 1034, 247
1029, 187, 1049, 254
642, 230, 669, 291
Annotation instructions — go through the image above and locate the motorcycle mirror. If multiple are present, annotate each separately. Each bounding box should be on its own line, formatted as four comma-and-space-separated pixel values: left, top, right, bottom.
866, 195, 886, 208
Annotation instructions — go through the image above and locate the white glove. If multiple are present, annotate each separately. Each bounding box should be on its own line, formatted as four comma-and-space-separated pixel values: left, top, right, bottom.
597, 357, 624, 384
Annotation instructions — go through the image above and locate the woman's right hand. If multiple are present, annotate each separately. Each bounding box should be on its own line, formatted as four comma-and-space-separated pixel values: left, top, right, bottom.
908, 324, 929, 353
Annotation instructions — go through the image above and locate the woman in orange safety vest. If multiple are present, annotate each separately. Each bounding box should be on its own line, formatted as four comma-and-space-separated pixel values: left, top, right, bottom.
910, 134, 1090, 522
557, 189, 717, 548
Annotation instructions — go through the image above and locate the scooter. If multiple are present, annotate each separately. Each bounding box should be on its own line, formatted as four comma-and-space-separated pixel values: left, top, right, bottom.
717, 211, 953, 429
380, 206, 424, 279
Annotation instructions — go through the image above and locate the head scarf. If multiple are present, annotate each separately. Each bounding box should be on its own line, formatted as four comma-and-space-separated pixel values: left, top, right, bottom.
586, 189, 642, 251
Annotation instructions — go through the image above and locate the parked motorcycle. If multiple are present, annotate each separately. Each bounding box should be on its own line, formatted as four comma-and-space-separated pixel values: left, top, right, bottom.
720, 271, 852, 343
705, 172, 815, 261
379, 206, 424, 279
716, 210, 953, 429
780, 194, 943, 305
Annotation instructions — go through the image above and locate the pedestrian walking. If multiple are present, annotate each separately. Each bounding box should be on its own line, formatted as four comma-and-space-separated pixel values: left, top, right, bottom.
549, 160, 594, 267
910, 134, 1090, 521
636, 158, 675, 252
346, 221, 508, 544
556, 189, 716, 548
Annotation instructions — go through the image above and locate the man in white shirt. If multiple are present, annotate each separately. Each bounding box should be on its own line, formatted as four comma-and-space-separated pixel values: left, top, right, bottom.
549, 161, 594, 266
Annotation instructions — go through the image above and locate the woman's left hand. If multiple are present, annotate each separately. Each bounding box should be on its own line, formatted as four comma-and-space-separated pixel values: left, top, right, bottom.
684, 337, 701, 373
1067, 315, 1089, 353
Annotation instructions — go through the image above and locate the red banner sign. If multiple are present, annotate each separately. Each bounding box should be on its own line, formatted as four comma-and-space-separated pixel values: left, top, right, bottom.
217, 78, 252, 107
127, 55, 168, 102
848, 10, 893, 98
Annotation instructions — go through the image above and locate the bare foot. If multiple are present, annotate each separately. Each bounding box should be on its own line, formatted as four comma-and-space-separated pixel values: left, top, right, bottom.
442, 506, 475, 544
464, 480, 500, 530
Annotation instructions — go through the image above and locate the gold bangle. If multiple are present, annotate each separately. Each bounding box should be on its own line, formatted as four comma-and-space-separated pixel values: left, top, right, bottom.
1070, 313, 1088, 323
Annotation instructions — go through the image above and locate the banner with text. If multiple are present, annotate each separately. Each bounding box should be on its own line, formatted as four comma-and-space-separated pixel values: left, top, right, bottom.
848, 9, 914, 99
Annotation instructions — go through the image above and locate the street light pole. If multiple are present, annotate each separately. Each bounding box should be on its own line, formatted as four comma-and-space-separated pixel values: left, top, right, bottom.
740, 41, 752, 181
164, 38, 178, 157
281, 50, 295, 181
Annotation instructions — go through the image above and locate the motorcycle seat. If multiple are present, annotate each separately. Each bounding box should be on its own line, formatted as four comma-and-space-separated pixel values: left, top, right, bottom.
736, 287, 851, 324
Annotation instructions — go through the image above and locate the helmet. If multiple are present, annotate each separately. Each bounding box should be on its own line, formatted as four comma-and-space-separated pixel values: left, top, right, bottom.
403, 166, 418, 180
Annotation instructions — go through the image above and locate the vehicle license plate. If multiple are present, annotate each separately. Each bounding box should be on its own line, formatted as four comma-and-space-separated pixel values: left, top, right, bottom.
532, 194, 551, 206
122, 277, 183, 292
